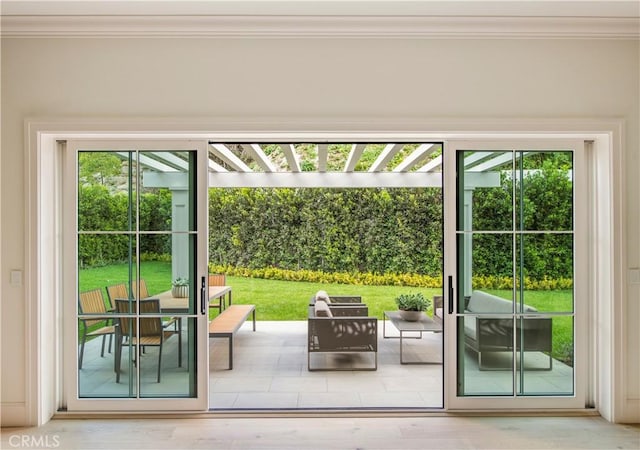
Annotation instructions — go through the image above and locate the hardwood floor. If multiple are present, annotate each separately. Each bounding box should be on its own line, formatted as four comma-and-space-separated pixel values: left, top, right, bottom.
8, 321, 637, 449
2, 415, 638, 449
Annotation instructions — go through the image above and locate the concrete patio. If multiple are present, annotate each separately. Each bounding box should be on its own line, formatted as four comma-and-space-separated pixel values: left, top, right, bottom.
77, 319, 574, 410
209, 320, 444, 409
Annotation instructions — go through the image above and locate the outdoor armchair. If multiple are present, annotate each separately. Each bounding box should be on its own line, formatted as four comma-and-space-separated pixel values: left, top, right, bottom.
307, 300, 378, 371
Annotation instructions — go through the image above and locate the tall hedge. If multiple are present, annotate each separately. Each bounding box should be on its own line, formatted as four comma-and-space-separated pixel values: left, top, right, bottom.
77, 185, 173, 267
78, 172, 573, 282
208, 188, 443, 275
471, 166, 573, 280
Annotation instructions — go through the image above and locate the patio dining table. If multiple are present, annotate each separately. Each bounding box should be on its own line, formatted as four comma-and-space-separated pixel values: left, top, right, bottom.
120, 286, 232, 372
154, 285, 232, 313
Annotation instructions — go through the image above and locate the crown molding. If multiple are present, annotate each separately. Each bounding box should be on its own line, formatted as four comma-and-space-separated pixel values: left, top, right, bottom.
2, 15, 639, 39
3, 1, 639, 18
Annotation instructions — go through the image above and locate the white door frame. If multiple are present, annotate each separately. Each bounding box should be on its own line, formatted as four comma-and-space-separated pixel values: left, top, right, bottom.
61, 139, 210, 412
443, 139, 588, 410
24, 117, 625, 423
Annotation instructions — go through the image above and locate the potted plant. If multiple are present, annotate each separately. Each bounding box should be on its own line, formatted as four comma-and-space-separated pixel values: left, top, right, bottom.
395, 292, 431, 321
171, 277, 189, 298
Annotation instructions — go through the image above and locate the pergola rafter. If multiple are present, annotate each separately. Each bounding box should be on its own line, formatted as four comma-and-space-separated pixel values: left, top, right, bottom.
461, 151, 495, 169
317, 144, 328, 172
368, 143, 403, 172
417, 154, 442, 172
281, 144, 301, 172
208, 159, 229, 173
130, 143, 520, 181
393, 143, 437, 172
344, 144, 366, 172
145, 152, 189, 171
115, 151, 177, 172
247, 144, 278, 172
469, 151, 529, 172
210, 144, 253, 172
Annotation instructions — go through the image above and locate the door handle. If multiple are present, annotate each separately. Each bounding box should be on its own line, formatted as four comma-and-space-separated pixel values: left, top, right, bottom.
448, 275, 454, 314
200, 276, 206, 315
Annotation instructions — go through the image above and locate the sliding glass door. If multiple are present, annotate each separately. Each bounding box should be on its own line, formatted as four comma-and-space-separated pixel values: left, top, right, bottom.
64, 140, 209, 411
444, 140, 587, 409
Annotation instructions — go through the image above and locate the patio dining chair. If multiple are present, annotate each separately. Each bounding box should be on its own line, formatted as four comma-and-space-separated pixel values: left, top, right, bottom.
114, 298, 178, 383
78, 288, 116, 370
106, 282, 129, 310
208, 273, 227, 314
108, 280, 150, 302
131, 279, 150, 299
109, 280, 179, 336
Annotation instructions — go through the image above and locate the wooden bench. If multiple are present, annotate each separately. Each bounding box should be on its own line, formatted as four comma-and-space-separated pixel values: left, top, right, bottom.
208, 304, 256, 369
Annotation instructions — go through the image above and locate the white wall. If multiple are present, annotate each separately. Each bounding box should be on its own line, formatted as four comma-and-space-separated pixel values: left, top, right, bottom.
2, 37, 639, 425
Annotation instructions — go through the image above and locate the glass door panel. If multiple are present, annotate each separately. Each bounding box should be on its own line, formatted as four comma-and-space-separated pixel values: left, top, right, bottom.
445, 140, 585, 409
69, 142, 208, 410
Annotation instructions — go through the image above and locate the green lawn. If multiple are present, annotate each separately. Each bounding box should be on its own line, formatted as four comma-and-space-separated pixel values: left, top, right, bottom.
223, 276, 442, 321
79, 262, 573, 364
78, 261, 441, 320
79, 261, 174, 299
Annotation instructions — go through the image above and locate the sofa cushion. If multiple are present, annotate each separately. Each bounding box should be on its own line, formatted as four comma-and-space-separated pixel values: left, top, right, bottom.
315, 290, 330, 303
314, 300, 333, 317
467, 290, 538, 314
467, 291, 512, 313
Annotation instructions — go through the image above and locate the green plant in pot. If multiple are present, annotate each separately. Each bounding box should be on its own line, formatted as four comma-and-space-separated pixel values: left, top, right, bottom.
395, 292, 431, 321
171, 277, 189, 298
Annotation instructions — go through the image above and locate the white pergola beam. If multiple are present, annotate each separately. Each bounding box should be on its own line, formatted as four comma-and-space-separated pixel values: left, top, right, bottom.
247, 144, 277, 172
143, 172, 189, 189
393, 144, 437, 172
210, 144, 253, 172
281, 144, 301, 172
317, 144, 328, 172
209, 172, 442, 188
463, 172, 501, 188
368, 143, 403, 172
344, 144, 366, 172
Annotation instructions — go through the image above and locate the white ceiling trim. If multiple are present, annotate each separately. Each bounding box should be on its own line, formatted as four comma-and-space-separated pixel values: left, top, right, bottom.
2, 15, 638, 38
3, 1, 638, 18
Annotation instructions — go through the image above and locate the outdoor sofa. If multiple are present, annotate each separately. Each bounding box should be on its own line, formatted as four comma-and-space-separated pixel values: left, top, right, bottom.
309, 290, 364, 306
434, 290, 553, 370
